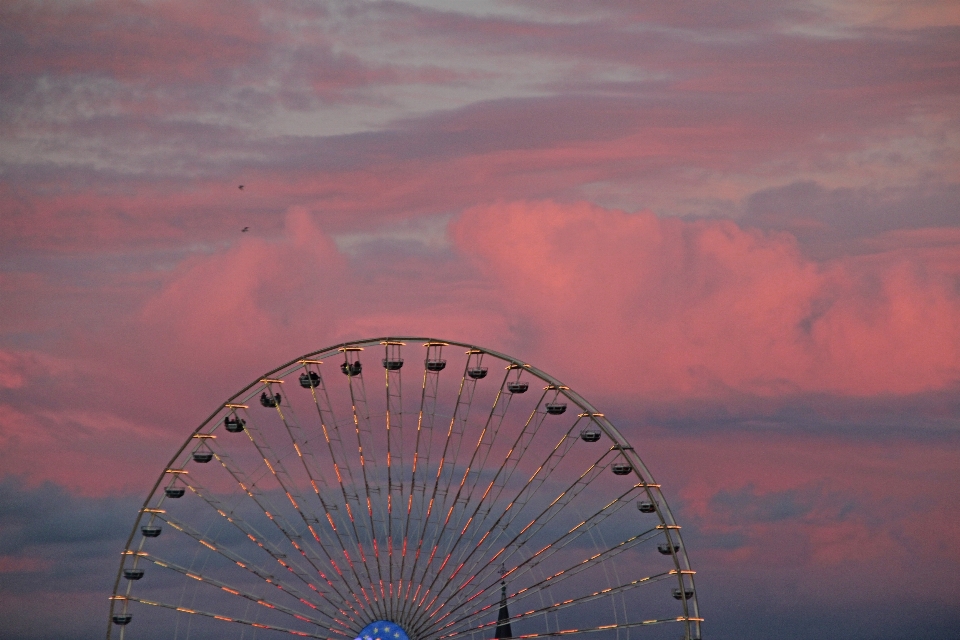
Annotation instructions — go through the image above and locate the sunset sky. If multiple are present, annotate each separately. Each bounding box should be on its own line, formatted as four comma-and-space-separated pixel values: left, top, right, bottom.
2, 1, 959, 638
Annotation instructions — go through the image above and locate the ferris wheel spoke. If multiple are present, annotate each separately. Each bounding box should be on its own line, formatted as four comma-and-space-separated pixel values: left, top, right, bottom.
382, 342, 406, 614
269, 371, 390, 620
149, 511, 343, 622
406, 428, 579, 632
224, 409, 376, 614
396, 347, 479, 629
133, 552, 350, 629
444, 368, 525, 539
426, 527, 665, 635
114, 595, 350, 638
436, 391, 553, 590
343, 350, 391, 617
302, 361, 385, 618
438, 417, 585, 597
477, 449, 611, 569
486, 448, 620, 566
508, 526, 663, 603
269, 387, 368, 557
450, 418, 580, 600
469, 478, 643, 609
450, 387, 547, 551
167, 476, 363, 624
414, 405, 549, 619
202, 443, 373, 620
442, 616, 698, 640
509, 481, 643, 573
394, 343, 442, 621
403, 355, 497, 621
437, 570, 678, 640
431, 528, 672, 630
408, 365, 516, 609
411, 451, 627, 631
394, 355, 426, 610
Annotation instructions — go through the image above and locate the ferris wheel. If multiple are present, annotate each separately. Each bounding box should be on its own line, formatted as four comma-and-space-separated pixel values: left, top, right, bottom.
108, 338, 701, 640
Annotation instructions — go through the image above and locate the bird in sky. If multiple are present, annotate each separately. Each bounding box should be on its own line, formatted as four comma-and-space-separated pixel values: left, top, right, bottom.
241, 227, 249, 232
238, 184, 244, 190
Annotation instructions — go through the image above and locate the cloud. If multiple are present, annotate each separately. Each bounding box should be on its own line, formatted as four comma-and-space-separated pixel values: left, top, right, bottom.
11, 200, 942, 502
743, 181, 960, 256
127, 206, 515, 363
3, 199, 958, 501
0, 476, 140, 639
2, 0, 266, 81
0, 351, 26, 389
134, 206, 350, 359
709, 484, 816, 524
634, 423, 960, 640
451, 200, 960, 399
0, 476, 136, 554
1, 2, 958, 638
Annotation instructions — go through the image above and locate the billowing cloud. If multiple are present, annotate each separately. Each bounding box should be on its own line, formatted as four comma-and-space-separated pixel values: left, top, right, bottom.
4, 201, 958, 496
2, 1, 960, 638
452, 200, 960, 398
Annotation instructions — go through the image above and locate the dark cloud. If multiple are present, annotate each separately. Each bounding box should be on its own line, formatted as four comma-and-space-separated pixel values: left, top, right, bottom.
709, 485, 817, 524
743, 181, 960, 255
0, 475, 138, 556
1, 1, 958, 639
0, 476, 142, 638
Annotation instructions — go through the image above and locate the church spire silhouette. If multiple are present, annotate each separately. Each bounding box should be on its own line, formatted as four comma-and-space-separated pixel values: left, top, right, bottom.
494, 575, 512, 639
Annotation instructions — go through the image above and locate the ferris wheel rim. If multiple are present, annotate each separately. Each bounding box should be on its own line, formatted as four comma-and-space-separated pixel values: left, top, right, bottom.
108, 336, 701, 640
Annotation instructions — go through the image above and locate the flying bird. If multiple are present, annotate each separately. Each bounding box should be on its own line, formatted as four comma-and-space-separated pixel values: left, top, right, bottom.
241, 227, 249, 232
238, 185, 244, 190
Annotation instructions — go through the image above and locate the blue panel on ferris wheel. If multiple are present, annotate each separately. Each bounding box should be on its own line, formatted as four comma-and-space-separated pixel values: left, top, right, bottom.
354, 620, 410, 640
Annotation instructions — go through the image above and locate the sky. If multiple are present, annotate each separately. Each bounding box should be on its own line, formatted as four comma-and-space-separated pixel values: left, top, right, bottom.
1, 0, 959, 638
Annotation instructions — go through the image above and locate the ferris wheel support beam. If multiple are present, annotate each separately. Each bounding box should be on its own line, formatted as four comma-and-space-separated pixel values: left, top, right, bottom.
302, 360, 386, 624
203, 443, 372, 621
131, 551, 345, 629
240, 394, 378, 614
109, 337, 701, 640
409, 365, 516, 616
410, 471, 638, 637
438, 569, 680, 640
152, 503, 352, 625
430, 526, 666, 635
401, 353, 492, 625
112, 595, 342, 638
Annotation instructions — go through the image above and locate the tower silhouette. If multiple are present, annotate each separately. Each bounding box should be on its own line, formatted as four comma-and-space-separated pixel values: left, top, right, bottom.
494, 579, 512, 639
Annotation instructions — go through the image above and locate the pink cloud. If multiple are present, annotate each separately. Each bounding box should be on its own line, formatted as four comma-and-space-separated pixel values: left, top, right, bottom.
7, 200, 936, 496
451, 200, 960, 398
0, 352, 26, 389
1, 3, 958, 636
131, 206, 509, 361
3, 201, 958, 493
4, 0, 266, 82
640, 426, 960, 608
0, 397, 176, 494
